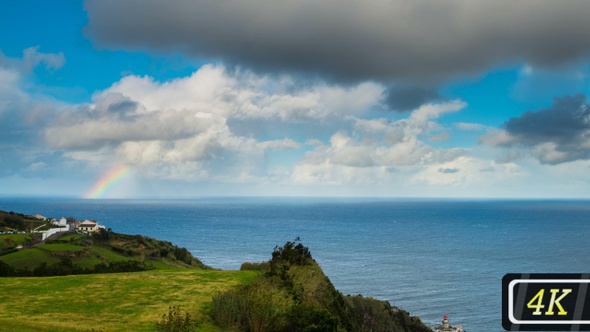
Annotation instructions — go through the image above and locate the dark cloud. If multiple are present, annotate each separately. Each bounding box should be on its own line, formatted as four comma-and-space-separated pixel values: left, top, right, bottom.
504, 94, 589, 145
85, 0, 590, 83
438, 168, 459, 174
384, 85, 443, 112
486, 94, 590, 164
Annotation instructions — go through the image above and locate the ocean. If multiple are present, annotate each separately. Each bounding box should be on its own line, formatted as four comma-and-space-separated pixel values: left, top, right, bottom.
1, 197, 589, 331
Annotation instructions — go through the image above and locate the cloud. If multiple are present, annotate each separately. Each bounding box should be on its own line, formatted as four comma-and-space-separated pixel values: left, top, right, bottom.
85, 0, 590, 83
455, 122, 486, 131
0, 63, 55, 133
45, 93, 221, 150
383, 85, 443, 112
22, 46, 65, 72
43, 65, 390, 181
0, 51, 67, 178
101, 65, 382, 122
412, 157, 524, 187
481, 94, 590, 164
290, 101, 469, 185
438, 167, 459, 174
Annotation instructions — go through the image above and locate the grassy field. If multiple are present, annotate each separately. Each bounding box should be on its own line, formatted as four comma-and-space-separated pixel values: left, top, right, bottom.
0, 243, 134, 271
0, 268, 259, 331
0, 247, 61, 269
0, 230, 262, 330
0, 234, 33, 250
58, 234, 87, 242
39, 243, 86, 252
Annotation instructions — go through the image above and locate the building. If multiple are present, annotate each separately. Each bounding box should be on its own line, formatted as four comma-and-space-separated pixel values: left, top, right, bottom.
433, 314, 464, 332
78, 220, 99, 233
51, 217, 67, 227
31, 213, 47, 221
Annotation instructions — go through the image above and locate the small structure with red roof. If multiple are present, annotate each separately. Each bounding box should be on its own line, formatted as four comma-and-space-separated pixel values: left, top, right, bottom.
433, 314, 465, 332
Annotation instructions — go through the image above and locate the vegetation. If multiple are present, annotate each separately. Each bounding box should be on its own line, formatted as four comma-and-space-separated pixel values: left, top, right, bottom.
0, 229, 208, 277
0, 210, 28, 231
0, 268, 258, 331
211, 239, 432, 332
0, 209, 432, 331
156, 306, 197, 332
0, 233, 34, 255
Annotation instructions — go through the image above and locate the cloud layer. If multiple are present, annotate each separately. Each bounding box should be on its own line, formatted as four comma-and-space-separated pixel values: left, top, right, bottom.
481, 94, 590, 164
44, 65, 385, 181
85, 0, 590, 83
3, 43, 589, 197
40, 64, 515, 191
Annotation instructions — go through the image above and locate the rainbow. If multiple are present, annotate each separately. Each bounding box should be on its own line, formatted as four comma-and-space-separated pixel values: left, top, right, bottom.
84, 166, 131, 199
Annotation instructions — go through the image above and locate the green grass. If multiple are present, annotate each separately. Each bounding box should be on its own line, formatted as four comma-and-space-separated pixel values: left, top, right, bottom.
0, 234, 33, 250
90, 245, 129, 262
0, 247, 60, 270
0, 269, 259, 331
23, 219, 45, 226
38, 244, 85, 252
0, 231, 207, 274
56, 233, 86, 242
0, 243, 146, 271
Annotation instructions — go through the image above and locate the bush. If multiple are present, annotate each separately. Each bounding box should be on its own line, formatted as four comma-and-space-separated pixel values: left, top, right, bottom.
211, 290, 243, 330
240, 261, 270, 271
212, 278, 293, 332
0, 260, 15, 276
289, 305, 338, 332
155, 306, 195, 332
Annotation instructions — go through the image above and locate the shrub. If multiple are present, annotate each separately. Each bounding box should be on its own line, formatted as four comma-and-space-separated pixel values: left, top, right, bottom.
240, 261, 270, 272
289, 304, 338, 332
212, 278, 293, 332
155, 306, 195, 332
0, 260, 15, 276
211, 290, 243, 330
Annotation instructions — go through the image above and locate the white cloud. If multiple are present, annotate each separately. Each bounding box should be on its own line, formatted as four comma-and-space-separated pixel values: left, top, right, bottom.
4, 49, 587, 197
22, 46, 65, 72
289, 101, 472, 186
410, 100, 466, 123
411, 157, 523, 186
0, 67, 25, 118
479, 129, 515, 146
46, 65, 389, 183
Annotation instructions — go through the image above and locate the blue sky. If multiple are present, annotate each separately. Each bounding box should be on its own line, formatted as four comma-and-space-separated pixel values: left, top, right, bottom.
1, 0, 590, 198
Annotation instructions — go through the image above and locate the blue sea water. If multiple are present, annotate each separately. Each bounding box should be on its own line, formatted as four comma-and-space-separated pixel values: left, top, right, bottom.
1, 197, 589, 331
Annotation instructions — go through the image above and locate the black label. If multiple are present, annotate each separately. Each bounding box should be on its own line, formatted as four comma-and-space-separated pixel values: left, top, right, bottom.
503, 274, 590, 331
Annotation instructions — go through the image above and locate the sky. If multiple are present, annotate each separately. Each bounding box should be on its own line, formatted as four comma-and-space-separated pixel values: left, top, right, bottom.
1, 0, 590, 198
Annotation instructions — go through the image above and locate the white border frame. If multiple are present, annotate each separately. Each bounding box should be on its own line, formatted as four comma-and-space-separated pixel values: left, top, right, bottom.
508, 279, 590, 325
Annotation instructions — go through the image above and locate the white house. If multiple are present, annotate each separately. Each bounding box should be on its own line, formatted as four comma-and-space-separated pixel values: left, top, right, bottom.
51, 217, 67, 227
78, 220, 99, 233
31, 213, 47, 221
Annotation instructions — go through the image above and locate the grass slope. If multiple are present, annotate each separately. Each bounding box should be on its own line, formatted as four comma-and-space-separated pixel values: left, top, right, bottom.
0, 222, 431, 332
0, 268, 259, 332
0, 231, 208, 275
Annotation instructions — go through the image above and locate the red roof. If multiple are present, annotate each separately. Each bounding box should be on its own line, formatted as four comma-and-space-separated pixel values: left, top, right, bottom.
443, 314, 448, 320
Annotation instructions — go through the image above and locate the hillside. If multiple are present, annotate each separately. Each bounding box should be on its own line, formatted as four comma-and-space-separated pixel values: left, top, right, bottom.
0, 210, 432, 331
0, 230, 208, 276
213, 240, 432, 332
